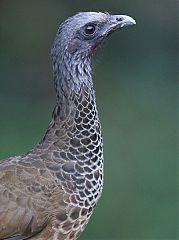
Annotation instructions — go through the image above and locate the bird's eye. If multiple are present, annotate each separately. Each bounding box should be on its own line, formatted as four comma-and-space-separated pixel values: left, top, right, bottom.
84, 24, 96, 36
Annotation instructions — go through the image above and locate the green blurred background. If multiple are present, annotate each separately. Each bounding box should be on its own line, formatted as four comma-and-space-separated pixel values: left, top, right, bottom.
0, 0, 177, 239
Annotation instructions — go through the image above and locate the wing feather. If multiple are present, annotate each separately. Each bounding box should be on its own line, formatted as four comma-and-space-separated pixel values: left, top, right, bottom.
0, 156, 51, 239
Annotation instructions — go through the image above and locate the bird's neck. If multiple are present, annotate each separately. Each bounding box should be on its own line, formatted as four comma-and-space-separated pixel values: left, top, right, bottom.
40, 51, 99, 145
33, 50, 103, 209
52, 51, 93, 107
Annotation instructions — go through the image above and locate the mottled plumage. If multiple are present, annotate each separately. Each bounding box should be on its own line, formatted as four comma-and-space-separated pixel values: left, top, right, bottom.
0, 12, 136, 240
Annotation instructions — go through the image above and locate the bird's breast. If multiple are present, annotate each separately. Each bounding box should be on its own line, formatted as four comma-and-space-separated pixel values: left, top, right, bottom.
43, 88, 104, 209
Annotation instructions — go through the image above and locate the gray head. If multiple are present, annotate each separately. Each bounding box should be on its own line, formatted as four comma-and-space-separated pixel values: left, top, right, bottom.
51, 12, 136, 100
52, 12, 135, 56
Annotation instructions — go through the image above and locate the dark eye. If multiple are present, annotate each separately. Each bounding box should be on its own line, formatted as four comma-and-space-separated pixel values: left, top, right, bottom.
84, 24, 96, 36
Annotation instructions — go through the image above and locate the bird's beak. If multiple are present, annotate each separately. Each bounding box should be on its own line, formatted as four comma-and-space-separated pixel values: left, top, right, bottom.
92, 14, 136, 53
104, 14, 136, 36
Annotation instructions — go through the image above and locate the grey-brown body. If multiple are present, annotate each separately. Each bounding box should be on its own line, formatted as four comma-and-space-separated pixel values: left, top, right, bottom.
0, 12, 135, 240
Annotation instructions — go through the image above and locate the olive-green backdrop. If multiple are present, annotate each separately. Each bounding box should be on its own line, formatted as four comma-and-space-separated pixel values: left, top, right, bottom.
0, 0, 177, 239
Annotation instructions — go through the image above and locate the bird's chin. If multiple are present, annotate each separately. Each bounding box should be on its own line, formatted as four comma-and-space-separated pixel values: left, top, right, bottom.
91, 43, 101, 53
91, 32, 115, 54
91, 38, 105, 54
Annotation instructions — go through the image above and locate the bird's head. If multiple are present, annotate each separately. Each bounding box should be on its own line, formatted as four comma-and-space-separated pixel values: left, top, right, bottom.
52, 12, 136, 57
51, 12, 136, 97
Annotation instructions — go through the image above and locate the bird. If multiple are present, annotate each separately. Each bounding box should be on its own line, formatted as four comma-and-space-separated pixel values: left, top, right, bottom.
0, 12, 136, 240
